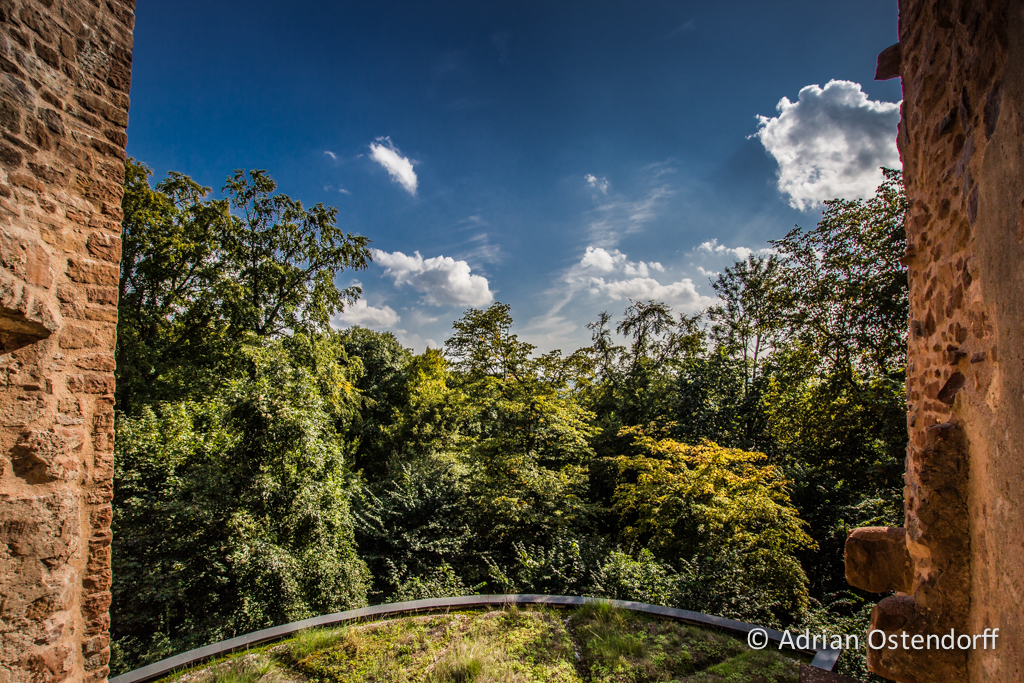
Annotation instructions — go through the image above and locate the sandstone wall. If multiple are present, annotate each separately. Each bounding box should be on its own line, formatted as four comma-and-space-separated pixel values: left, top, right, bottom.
846, 1, 1024, 681
0, 2, 133, 683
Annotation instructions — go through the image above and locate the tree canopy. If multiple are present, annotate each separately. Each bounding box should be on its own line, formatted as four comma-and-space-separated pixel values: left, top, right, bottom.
112, 165, 906, 682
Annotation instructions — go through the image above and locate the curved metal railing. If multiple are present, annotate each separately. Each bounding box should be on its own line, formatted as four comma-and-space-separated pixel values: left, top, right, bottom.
109, 594, 841, 683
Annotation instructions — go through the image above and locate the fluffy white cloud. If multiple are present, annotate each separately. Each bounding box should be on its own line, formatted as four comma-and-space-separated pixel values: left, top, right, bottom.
585, 174, 610, 194
331, 298, 400, 329
697, 239, 774, 262
586, 276, 714, 311
754, 80, 901, 210
369, 137, 418, 195
579, 246, 663, 277
374, 249, 493, 307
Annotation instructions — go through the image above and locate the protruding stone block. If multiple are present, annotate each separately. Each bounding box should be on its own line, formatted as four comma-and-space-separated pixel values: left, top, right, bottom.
875, 42, 902, 81
845, 527, 913, 594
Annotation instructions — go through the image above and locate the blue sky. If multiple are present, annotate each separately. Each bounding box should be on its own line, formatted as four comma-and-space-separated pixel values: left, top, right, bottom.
127, 0, 903, 352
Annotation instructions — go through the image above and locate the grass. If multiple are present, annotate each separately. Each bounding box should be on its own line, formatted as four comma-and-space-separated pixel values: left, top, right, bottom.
155, 604, 801, 683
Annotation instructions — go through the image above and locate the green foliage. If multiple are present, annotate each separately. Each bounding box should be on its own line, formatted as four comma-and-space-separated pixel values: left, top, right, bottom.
118, 159, 236, 412
355, 459, 474, 597
611, 429, 814, 625
446, 303, 598, 555
592, 549, 679, 607
113, 162, 909, 677
112, 341, 369, 669
117, 159, 372, 413
221, 169, 372, 338
771, 167, 908, 375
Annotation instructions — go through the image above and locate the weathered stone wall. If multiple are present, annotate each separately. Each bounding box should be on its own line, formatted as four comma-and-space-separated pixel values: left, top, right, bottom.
0, 1, 133, 682
846, 1, 1024, 681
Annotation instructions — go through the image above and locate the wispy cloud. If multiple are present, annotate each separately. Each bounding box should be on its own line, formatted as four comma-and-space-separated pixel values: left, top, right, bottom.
697, 239, 774, 262
374, 249, 493, 307
587, 276, 713, 309
579, 246, 663, 277
491, 30, 512, 66
323, 150, 337, 161
585, 174, 610, 194
586, 183, 673, 248
459, 232, 504, 267
369, 137, 418, 195
575, 247, 708, 309
526, 242, 710, 349
754, 80, 901, 210
664, 18, 695, 39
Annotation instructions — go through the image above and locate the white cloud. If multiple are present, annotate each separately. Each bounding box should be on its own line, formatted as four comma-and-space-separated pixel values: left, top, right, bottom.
331, 298, 400, 329
586, 276, 714, 311
527, 244, 709, 348
754, 80, 901, 210
697, 239, 774, 262
664, 19, 695, 39
579, 246, 663, 277
324, 150, 337, 160
369, 137, 418, 195
585, 174, 610, 194
374, 249, 493, 307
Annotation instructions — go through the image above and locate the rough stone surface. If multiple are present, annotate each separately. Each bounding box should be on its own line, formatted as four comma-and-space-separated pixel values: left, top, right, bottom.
845, 1, 1024, 681
0, 1, 133, 682
845, 527, 912, 595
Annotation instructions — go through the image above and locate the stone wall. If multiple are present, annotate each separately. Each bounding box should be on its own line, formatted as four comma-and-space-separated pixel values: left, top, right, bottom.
0, 2, 133, 683
846, 1, 1024, 681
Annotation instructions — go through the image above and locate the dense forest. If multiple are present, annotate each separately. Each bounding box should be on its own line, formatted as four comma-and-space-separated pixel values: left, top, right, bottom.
110, 159, 908, 680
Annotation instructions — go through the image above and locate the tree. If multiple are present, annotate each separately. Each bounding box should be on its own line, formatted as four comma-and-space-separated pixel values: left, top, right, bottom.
116, 161, 373, 412
117, 159, 234, 412
771, 168, 908, 376
760, 170, 908, 608
612, 428, 814, 625
221, 169, 372, 337
112, 341, 369, 670
706, 255, 786, 394
445, 303, 598, 557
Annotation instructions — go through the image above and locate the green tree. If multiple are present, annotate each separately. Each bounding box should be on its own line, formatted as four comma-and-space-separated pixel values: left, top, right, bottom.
445, 303, 598, 558
612, 428, 814, 625
221, 169, 372, 337
763, 170, 908, 600
111, 341, 369, 671
116, 161, 373, 412
706, 255, 786, 394
771, 168, 908, 376
117, 159, 234, 412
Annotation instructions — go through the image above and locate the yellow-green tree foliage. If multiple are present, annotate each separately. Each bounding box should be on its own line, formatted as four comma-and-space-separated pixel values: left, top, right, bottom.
613, 427, 814, 623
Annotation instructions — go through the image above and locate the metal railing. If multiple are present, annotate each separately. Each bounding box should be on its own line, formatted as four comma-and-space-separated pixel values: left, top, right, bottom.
109, 594, 841, 683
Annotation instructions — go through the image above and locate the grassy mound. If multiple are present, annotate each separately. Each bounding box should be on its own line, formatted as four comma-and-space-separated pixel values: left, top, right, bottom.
161, 604, 801, 683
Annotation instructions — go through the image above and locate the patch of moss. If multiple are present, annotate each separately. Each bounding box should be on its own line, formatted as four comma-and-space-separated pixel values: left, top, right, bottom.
570, 601, 799, 683
154, 605, 800, 683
